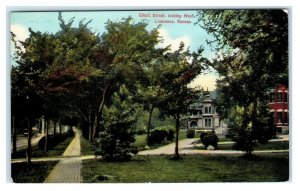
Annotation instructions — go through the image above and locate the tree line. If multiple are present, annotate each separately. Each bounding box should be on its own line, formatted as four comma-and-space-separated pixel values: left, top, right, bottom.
11, 14, 206, 161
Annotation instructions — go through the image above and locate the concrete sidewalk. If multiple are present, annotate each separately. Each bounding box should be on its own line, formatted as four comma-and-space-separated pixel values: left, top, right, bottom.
11, 133, 44, 152
138, 137, 289, 155
44, 129, 82, 183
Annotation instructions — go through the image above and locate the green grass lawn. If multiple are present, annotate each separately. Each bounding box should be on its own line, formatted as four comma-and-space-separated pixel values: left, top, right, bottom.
134, 130, 187, 151
81, 153, 289, 183
11, 161, 58, 183
11, 136, 74, 159
255, 141, 289, 150
80, 136, 95, 155
134, 134, 148, 151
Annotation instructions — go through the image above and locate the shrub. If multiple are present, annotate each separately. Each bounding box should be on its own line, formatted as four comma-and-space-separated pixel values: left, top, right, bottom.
167, 129, 175, 141
94, 85, 137, 161
149, 128, 168, 145
186, 129, 195, 138
200, 132, 208, 143
200, 131, 218, 149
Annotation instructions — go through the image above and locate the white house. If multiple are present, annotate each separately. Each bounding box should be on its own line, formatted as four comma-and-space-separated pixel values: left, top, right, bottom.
187, 92, 228, 138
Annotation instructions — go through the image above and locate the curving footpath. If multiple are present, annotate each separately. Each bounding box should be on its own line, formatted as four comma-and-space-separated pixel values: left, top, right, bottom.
138, 137, 289, 155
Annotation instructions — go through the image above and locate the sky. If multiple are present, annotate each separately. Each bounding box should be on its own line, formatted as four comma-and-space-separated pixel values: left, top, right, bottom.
10, 10, 219, 91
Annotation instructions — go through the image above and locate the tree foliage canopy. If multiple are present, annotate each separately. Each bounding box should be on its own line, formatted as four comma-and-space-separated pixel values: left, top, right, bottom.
11, 13, 207, 161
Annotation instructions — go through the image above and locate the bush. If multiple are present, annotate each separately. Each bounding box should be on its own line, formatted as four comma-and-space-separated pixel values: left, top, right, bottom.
149, 128, 168, 145
136, 127, 146, 135
200, 131, 218, 149
94, 129, 138, 162
200, 132, 208, 143
94, 85, 138, 161
186, 129, 195, 138
167, 129, 175, 141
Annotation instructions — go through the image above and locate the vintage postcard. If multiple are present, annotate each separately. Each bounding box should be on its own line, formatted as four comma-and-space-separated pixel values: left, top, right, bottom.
10, 9, 289, 183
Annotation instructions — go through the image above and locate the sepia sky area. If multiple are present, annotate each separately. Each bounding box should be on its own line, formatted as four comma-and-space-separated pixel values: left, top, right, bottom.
10, 10, 219, 91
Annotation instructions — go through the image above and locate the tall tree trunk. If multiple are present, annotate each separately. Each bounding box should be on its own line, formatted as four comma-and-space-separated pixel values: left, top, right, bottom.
89, 124, 92, 142
26, 119, 32, 164
53, 121, 57, 137
93, 85, 108, 139
147, 105, 154, 146
88, 110, 93, 142
247, 97, 258, 156
92, 116, 99, 140
44, 119, 49, 152
59, 122, 62, 134
77, 107, 92, 141
12, 116, 17, 154
246, 139, 253, 157
174, 113, 180, 159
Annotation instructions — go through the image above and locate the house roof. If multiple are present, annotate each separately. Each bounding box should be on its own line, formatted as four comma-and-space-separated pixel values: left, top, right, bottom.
189, 91, 217, 109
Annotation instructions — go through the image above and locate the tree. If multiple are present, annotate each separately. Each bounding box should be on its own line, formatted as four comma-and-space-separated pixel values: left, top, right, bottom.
197, 10, 288, 155
11, 13, 101, 157
227, 103, 275, 155
95, 84, 138, 161
135, 54, 169, 146
11, 30, 54, 162
136, 84, 159, 146
42, 13, 102, 142
157, 42, 205, 159
58, 16, 162, 142
88, 17, 161, 140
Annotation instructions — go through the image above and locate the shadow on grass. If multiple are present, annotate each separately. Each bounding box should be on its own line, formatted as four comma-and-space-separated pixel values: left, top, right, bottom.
11, 161, 58, 183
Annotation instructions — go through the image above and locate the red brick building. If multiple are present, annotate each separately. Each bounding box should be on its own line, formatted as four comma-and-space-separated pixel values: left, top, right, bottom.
269, 84, 289, 134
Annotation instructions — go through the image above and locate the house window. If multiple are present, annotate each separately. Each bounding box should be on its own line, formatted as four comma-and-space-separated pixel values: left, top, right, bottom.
277, 112, 282, 123
190, 121, 197, 128
205, 118, 212, 127
284, 112, 288, 124
284, 93, 288, 103
204, 106, 211, 114
193, 111, 198, 116
277, 92, 282, 102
